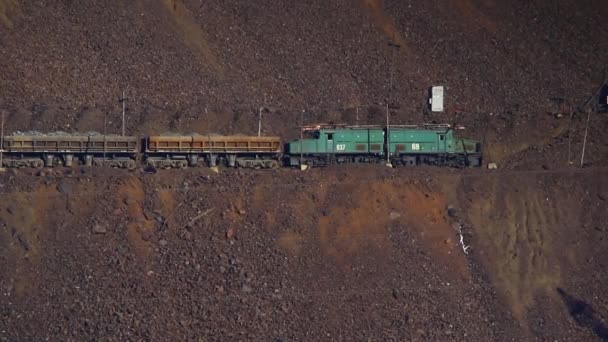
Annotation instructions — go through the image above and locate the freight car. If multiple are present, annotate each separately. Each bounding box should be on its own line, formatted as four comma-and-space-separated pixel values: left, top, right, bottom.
285, 123, 481, 167
0, 133, 138, 168
144, 134, 282, 169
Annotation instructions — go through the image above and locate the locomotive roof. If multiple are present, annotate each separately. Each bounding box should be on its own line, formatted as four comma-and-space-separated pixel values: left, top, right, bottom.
300, 123, 452, 132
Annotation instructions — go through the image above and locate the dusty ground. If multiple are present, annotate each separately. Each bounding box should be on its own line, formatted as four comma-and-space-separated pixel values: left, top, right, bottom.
0, 166, 607, 340
0, 1, 607, 138
1, 0, 608, 340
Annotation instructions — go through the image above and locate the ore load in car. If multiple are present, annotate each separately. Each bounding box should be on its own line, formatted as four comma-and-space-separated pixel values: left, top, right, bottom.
1, 132, 138, 168
144, 134, 282, 168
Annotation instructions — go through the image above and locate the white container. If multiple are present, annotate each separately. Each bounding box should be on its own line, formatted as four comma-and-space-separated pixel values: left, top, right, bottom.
429, 86, 444, 112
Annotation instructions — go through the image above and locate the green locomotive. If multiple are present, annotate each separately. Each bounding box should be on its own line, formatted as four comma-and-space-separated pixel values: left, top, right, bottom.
286, 123, 481, 167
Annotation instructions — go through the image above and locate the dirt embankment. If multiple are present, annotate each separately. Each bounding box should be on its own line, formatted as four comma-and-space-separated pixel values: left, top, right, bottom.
1, 166, 607, 340
458, 169, 608, 339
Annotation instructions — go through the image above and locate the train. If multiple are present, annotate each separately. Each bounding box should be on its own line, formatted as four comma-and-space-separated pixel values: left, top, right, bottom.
0, 123, 482, 169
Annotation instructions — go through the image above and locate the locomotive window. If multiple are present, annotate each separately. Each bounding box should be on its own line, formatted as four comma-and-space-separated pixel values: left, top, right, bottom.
327, 133, 334, 140
440, 135, 445, 140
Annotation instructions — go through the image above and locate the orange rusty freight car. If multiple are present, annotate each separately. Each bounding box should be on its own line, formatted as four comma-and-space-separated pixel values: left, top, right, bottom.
1, 134, 138, 168
144, 134, 282, 168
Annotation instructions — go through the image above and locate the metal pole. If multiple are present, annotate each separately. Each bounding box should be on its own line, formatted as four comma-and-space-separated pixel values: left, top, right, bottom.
121, 90, 126, 136
258, 106, 263, 137
122, 91, 125, 136
567, 105, 573, 165
580, 108, 592, 167
386, 39, 400, 166
103, 112, 107, 166
300, 110, 304, 166
387, 44, 393, 166
0, 111, 4, 169
386, 103, 390, 165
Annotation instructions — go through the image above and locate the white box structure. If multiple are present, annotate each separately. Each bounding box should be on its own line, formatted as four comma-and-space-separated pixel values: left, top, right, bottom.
429, 86, 444, 112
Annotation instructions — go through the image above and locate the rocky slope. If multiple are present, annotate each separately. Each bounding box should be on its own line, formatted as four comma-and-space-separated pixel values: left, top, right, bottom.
1, 0, 608, 340
0, 167, 607, 340
1, 0, 607, 138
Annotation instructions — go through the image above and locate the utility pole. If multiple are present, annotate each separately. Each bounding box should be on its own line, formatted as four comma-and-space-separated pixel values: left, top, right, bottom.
567, 105, 573, 165
386, 102, 390, 166
258, 106, 263, 137
103, 112, 107, 166
0, 111, 5, 171
300, 110, 304, 168
386, 38, 401, 167
580, 108, 592, 167
119, 90, 127, 136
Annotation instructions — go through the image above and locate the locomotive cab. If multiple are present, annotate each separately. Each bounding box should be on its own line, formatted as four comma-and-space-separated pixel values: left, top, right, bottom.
286, 124, 385, 166
286, 128, 332, 166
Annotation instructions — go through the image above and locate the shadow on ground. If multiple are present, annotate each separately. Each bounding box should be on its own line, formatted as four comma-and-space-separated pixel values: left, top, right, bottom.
557, 288, 608, 341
